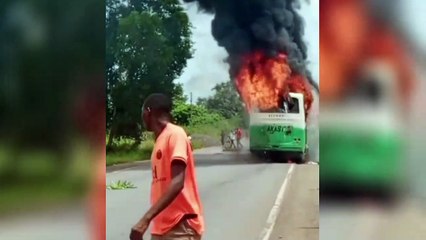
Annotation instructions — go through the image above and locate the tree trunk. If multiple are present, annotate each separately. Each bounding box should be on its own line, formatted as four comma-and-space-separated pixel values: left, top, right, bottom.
107, 124, 116, 150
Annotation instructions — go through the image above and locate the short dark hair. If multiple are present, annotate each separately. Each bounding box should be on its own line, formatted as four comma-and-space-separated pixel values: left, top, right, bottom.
143, 93, 173, 113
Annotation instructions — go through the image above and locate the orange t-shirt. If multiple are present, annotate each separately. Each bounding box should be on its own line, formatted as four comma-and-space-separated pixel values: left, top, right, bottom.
150, 123, 204, 235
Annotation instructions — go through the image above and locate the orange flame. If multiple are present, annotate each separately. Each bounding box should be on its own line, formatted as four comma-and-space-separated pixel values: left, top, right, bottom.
235, 51, 313, 118
320, 0, 415, 104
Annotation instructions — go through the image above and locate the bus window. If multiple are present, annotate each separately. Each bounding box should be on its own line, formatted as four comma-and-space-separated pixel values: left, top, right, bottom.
288, 97, 300, 113
347, 74, 387, 106
278, 97, 300, 113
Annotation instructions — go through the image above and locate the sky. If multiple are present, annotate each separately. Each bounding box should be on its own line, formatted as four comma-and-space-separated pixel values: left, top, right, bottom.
177, 1, 319, 102
176, 0, 424, 102
399, 0, 426, 54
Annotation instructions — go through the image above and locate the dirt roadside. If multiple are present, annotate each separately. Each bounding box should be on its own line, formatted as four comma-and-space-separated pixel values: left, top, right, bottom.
269, 164, 319, 240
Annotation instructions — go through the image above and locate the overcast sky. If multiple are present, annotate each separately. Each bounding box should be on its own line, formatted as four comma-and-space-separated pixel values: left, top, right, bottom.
400, 0, 426, 54
177, 1, 319, 102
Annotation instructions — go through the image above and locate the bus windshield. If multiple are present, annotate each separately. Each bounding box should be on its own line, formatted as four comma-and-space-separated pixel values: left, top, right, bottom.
258, 97, 300, 113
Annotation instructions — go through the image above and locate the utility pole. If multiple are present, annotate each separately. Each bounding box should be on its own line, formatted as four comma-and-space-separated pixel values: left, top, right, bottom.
189, 92, 193, 124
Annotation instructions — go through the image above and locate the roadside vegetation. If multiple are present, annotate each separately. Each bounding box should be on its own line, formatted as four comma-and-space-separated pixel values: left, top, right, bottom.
106, 82, 246, 166
106, 0, 246, 166
107, 180, 137, 190
0, 0, 246, 215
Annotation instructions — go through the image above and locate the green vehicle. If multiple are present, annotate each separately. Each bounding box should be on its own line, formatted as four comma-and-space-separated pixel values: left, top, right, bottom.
320, 62, 403, 195
249, 92, 308, 163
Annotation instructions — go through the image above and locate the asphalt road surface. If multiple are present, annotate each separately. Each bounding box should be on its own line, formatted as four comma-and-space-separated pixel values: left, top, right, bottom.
106, 147, 319, 240
321, 198, 426, 240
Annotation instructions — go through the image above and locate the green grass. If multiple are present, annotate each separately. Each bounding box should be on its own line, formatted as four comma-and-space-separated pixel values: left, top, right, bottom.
106, 118, 242, 166
191, 138, 204, 149
106, 138, 205, 166
185, 117, 242, 139
107, 180, 137, 190
106, 140, 154, 166
0, 141, 92, 216
0, 180, 85, 216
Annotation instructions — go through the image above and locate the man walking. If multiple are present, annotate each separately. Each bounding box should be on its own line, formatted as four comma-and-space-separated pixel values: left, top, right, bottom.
130, 93, 204, 240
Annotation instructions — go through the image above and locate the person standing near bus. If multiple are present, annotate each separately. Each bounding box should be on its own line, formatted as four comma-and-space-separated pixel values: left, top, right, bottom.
229, 130, 236, 150
130, 93, 204, 240
220, 130, 225, 149
236, 128, 243, 150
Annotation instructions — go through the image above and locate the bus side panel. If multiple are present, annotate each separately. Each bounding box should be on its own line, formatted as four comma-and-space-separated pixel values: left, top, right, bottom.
249, 124, 306, 152
320, 128, 402, 191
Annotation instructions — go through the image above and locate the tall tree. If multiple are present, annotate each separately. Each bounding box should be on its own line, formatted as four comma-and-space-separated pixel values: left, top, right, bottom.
106, 0, 193, 147
203, 81, 244, 119
106, 0, 129, 129
172, 83, 188, 104
0, 0, 104, 150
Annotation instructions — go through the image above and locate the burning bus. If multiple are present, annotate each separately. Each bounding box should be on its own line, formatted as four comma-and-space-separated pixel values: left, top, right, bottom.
235, 51, 314, 163
249, 92, 308, 163
183, 0, 318, 162
321, 61, 405, 194
320, 0, 416, 195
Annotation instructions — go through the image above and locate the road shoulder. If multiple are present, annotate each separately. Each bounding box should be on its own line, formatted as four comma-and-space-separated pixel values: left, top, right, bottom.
269, 165, 319, 240
106, 145, 224, 172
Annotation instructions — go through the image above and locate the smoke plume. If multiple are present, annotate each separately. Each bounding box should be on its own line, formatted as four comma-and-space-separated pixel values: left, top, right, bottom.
183, 0, 319, 91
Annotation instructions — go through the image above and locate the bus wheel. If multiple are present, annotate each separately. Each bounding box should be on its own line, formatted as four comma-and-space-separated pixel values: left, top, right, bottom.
251, 150, 271, 162
250, 150, 261, 158
269, 152, 286, 163
294, 153, 307, 164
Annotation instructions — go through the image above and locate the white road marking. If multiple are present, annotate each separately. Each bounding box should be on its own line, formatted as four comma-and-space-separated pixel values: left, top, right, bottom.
258, 164, 296, 240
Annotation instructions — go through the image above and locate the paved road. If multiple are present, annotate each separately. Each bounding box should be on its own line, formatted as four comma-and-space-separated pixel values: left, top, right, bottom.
107, 149, 319, 240
321, 198, 426, 240
0, 205, 89, 240
269, 165, 319, 240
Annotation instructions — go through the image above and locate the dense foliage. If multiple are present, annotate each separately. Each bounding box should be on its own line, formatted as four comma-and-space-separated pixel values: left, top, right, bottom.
106, 0, 245, 151
172, 85, 224, 127
106, 0, 193, 147
197, 81, 244, 119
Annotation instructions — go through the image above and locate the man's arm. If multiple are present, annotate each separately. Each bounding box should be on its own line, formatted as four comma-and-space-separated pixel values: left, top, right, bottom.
130, 160, 186, 239
142, 160, 187, 221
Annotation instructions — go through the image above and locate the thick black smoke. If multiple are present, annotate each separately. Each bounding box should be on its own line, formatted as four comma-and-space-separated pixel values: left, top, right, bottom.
183, 0, 319, 91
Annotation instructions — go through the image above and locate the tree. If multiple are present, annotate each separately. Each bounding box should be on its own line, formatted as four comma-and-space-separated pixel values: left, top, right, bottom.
106, 0, 129, 130
0, 0, 104, 149
172, 84, 225, 126
203, 81, 244, 119
106, 0, 193, 148
172, 101, 223, 126
0, 0, 105, 177
172, 83, 188, 104
196, 97, 208, 106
